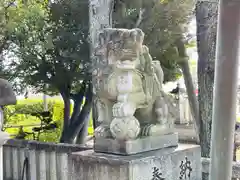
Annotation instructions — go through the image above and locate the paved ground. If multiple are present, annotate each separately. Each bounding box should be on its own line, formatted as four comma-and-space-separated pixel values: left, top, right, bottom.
175, 124, 197, 143
175, 124, 240, 145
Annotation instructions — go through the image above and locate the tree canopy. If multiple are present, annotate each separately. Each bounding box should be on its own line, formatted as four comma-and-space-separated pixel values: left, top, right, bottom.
4, 0, 92, 143
7, 0, 90, 94
113, 0, 195, 81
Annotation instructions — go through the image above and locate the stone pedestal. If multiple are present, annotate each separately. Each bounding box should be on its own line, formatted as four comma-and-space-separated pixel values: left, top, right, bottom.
71, 144, 201, 180
94, 133, 178, 155
87, 28, 201, 180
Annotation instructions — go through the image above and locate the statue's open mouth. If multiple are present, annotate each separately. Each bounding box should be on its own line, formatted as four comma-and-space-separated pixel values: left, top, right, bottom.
116, 60, 136, 69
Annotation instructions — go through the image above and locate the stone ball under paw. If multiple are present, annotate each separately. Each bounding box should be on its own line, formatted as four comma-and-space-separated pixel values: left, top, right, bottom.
110, 116, 140, 140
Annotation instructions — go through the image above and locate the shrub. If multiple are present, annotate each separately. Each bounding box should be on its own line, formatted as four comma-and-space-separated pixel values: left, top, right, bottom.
3, 98, 93, 143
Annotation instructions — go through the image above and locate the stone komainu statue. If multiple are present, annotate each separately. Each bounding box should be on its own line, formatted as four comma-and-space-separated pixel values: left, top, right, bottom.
93, 28, 175, 140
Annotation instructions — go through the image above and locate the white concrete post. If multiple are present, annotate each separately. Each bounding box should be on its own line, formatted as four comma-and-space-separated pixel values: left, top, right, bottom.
209, 1, 240, 180
178, 93, 185, 124
43, 94, 48, 111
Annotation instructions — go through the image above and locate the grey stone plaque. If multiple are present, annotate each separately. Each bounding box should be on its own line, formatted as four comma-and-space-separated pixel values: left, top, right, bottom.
71, 144, 201, 180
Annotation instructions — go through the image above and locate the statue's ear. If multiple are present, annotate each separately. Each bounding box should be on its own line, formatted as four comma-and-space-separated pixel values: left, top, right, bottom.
142, 45, 149, 53
0, 79, 17, 106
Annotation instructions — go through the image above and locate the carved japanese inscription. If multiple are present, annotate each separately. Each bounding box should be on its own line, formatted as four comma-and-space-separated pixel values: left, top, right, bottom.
151, 167, 165, 180
179, 157, 193, 180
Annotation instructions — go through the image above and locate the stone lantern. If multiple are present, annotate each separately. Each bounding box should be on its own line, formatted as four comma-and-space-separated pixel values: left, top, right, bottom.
0, 78, 16, 180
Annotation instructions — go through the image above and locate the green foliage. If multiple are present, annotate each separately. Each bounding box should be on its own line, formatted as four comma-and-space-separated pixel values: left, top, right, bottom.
0, 0, 48, 91
4, 0, 94, 143
113, 0, 195, 82
4, 98, 94, 142
0, 0, 17, 79
4, 99, 62, 142
7, 0, 90, 94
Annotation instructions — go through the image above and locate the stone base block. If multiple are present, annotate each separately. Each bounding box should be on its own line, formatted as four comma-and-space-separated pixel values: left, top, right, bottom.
94, 133, 178, 155
71, 144, 202, 180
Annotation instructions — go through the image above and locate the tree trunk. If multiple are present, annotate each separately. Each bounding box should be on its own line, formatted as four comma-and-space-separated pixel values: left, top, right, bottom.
176, 38, 200, 143
70, 81, 86, 122
75, 112, 90, 144
61, 84, 93, 143
59, 90, 71, 142
196, 1, 218, 179
179, 60, 200, 142
59, 83, 91, 144
63, 99, 71, 128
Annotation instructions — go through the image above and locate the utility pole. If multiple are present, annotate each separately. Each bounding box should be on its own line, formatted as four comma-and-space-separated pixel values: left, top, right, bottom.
209, 1, 240, 179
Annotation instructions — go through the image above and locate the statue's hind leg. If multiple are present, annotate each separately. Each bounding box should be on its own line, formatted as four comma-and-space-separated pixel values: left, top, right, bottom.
139, 96, 175, 136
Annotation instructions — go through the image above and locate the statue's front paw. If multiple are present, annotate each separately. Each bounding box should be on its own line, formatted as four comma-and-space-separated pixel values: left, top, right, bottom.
141, 124, 154, 136
141, 124, 174, 136
112, 102, 136, 117
95, 126, 111, 138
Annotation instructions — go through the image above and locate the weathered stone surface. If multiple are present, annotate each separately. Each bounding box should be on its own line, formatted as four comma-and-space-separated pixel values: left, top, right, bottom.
93, 28, 177, 149
94, 133, 178, 155
0, 78, 16, 106
71, 144, 202, 180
